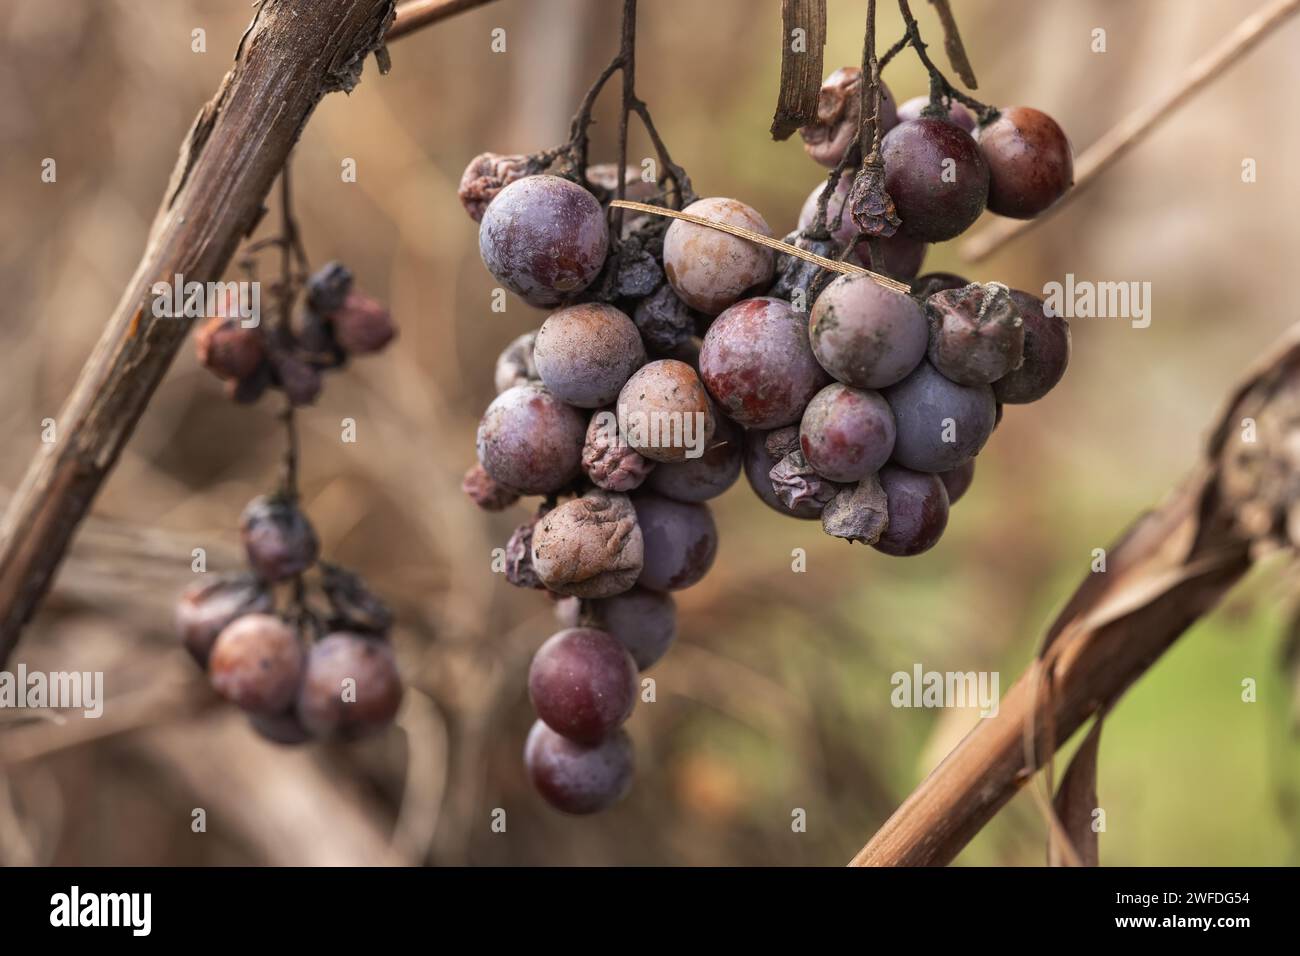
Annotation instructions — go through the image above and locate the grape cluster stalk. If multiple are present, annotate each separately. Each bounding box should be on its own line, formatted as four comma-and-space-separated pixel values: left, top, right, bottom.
461, 0, 1076, 814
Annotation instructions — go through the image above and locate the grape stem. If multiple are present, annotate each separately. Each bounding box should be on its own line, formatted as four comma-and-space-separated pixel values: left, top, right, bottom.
896, 0, 996, 123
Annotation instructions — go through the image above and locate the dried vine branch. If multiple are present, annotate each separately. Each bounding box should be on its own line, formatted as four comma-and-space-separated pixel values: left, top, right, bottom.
927, 0, 977, 89
0, 0, 485, 666
851, 321, 1300, 866
961, 0, 1300, 263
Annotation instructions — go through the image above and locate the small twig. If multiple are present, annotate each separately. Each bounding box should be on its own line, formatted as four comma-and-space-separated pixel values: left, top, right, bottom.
961, 0, 1300, 263
613, 0, 637, 240
897, 0, 994, 121
927, 0, 978, 88
878, 33, 908, 69
386, 0, 498, 42
609, 200, 910, 293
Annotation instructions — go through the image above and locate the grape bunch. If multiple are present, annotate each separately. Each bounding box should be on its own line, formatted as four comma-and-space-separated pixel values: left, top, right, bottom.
460, 66, 1073, 814
180, 259, 404, 744
176, 496, 404, 744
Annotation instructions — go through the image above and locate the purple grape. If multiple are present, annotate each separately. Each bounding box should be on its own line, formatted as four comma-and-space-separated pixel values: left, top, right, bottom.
881, 118, 989, 242
743, 428, 821, 520
478, 174, 609, 307
644, 403, 742, 502
534, 303, 646, 408
896, 95, 976, 131
938, 459, 975, 505
993, 289, 1071, 404
632, 493, 718, 591
663, 198, 775, 315
809, 274, 928, 390
296, 632, 403, 738
528, 627, 638, 744
883, 361, 996, 473
797, 178, 928, 280
525, 720, 633, 815
176, 573, 273, 667
872, 465, 949, 557
476, 383, 586, 494
799, 383, 896, 482
699, 297, 830, 429
582, 587, 677, 671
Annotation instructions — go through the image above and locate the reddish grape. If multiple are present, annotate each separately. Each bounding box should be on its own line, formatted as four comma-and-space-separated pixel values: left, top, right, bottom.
478, 175, 609, 307
699, 297, 830, 429
209, 614, 303, 715
993, 289, 1071, 404
176, 574, 273, 667
616, 359, 714, 464
872, 465, 950, 557
881, 118, 989, 242
476, 383, 586, 494
809, 274, 928, 390
977, 107, 1073, 219
799, 383, 896, 482
528, 627, 638, 744
663, 198, 775, 315
534, 303, 646, 408
525, 720, 633, 814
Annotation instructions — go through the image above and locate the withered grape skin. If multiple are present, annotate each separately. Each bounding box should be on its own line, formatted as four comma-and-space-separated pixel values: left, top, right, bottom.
525, 720, 633, 815
743, 428, 821, 519
662, 198, 775, 315
799, 383, 896, 483
993, 290, 1071, 404
494, 330, 540, 393
582, 587, 677, 671
938, 458, 975, 505
582, 410, 656, 492
797, 179, 927, 279
530, 491, 644, 598
884, 361, 996, 473
926, 283, 1025, 386
809, 274, 928, 390
881, 118, 989, 242
645, 403, 742, 502
633, 283, 697, 354
699, 297, 830, 429
528, 627, 638, 744
478, 174, 609, 307
616, 359, 714, 464
296, 632, 403, 739
977, 107, 1074, 219
534, 303, 646, 408
896, 95, 975, 131
800, 67, 898, 168
872, 465, 950, 557
632, 493, 718, 591
208, 614, 303, 716
476, 383, 586, 494
240, 495, 319, 584
176, 574, 273, 667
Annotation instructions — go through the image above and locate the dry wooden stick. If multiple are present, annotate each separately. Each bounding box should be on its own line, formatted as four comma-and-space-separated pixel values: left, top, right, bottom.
961, 0, 1300, 263
0, 0, 484, 666
851, 321, 1300, 866
386, 0, 498, 41
609, 199, 912, 293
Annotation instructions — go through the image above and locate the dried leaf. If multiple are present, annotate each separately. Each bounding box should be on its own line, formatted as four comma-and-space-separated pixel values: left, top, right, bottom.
770, 0, 827, 140
1049, 716, 1104, 866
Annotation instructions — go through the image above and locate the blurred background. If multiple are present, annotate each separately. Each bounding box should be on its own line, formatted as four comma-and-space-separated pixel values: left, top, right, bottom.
1, 0, 1298, 866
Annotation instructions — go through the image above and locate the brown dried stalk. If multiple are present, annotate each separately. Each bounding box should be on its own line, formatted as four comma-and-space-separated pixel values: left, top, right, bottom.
962, 0, 1300, 263
851, 321, 1300, 866
770, 0, 828, 140
0, 0, 483, 666
609, 199, 912, 294
927, 0, 977, 89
